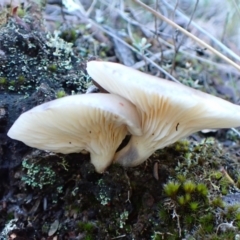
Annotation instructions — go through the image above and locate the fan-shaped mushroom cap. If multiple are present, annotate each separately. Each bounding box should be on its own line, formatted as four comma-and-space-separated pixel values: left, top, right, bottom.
7, 93, 142, 172
87, 61, 240, 167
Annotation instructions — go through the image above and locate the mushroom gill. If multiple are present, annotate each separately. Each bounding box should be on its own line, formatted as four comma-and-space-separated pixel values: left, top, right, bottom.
87, 60, 240, 167
7, 93, 142, 173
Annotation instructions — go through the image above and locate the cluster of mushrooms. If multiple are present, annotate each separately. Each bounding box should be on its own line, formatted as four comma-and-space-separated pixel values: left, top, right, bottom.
8, 61, 240, 173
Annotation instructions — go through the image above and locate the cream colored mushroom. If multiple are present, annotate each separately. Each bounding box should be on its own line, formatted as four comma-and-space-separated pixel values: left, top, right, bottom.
87, 60, 240, 167
7, 93, 142, 173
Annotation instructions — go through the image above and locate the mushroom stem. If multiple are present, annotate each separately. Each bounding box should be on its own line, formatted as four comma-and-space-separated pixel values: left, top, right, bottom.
114, 136, 154, 167
90, 151, 115, 173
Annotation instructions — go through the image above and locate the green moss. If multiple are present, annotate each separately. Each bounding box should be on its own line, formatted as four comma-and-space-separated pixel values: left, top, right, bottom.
183, 180, 196, 193
9, 80, 15, 86
174, 140, 189, 152
199, 213, 214, 233
225, 205, 239, 220
212, 171, 223, 180
60, 29, 77, 43
178, 195, 186, 205
189, 201, 199, 211
176, 174, 186, 183
78, 222, 94, 233
236, 176, 240, 189
211, 197, 224, 208
85, 235, 94, 240
236, 212, 240, 221
56, 90, 66, 98
17, 8, 26, 18
185, 193, 191, 202
154, 139, 240, 238
221, 186, 228, 195
18, 75, 25, 84
158, 207, 170, 222
184, 152, 192, 160
151, 233, 162, 240
196, 183, 208, 196
236, 220, 240, 230
48, 64, 58, 72
163, 181, 181, 198
7, 212, 14, 220
184, 215, 195, 226
0, 77, 7, 85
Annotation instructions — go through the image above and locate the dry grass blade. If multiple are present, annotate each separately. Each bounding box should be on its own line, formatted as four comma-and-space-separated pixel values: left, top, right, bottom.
87, 18, 180, 83
133, 0, 240, 72
162, 0, 240, 62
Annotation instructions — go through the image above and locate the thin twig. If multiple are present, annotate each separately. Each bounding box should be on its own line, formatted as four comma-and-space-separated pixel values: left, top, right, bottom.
231, 128, 240, 137
85, 0, 97, 17
162, 0, 240, 63
232, 0, 240, 16
99, 0, 152, 37
86, 19, 180, 83
133, 0, 240, 72
171, 0, 199, 72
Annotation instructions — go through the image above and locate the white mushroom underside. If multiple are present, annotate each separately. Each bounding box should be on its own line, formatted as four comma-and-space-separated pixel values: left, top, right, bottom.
8, 93, 142, 172
118, 86, 240, 165
137, 94, 229, 147
113, 95, 224, 167
87, 61, 240, 166
87, 61, 240, 132
9, 104, 127, 154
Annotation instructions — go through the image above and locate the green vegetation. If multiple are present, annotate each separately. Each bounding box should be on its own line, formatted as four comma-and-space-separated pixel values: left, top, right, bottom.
0, 77, 7, 85
47, 64, 58, 72
156, 139, 240, 238
21, 158, 57, 189
56, 90, 66, 98
2, 0, 240, 239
